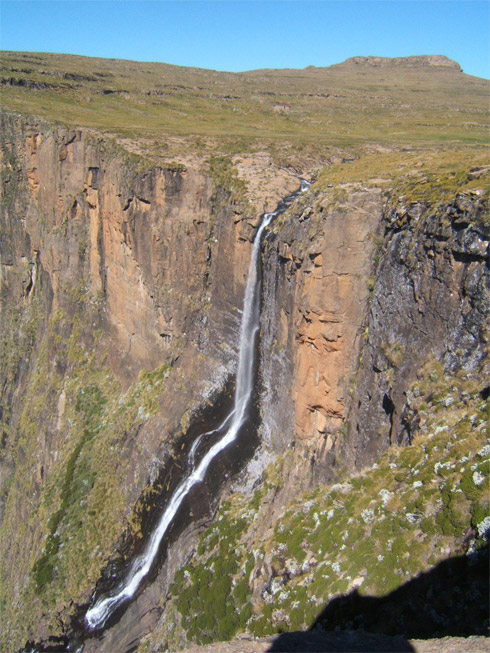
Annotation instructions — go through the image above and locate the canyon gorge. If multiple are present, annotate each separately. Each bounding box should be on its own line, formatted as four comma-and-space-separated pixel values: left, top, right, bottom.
0, 52, 488, 652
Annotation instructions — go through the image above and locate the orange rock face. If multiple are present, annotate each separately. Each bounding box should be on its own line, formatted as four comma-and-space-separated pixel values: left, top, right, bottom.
293, 188, 383, 443
261, 185, 384, 475
23, 127, 216, 379
16, 123, 302, 388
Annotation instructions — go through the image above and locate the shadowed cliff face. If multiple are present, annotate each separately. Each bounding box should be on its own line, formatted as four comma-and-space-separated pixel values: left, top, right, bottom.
346, 191, 489, 468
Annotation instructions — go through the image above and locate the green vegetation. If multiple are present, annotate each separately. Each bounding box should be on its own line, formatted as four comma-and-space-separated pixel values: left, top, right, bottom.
0, 281, 172, 649
207, 155, 250, 212
315, 146, 489, 198
172, 506, 252, 644
1, 51, 488, 165
154, 360, 488, 648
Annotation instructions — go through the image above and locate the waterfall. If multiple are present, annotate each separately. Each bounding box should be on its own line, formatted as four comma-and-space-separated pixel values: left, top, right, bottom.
85, 180, 309, 630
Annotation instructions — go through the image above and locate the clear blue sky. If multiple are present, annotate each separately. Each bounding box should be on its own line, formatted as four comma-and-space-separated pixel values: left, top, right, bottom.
1, 1, 489, 78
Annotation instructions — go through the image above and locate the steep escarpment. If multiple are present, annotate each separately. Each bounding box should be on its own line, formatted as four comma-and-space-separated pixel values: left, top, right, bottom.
144, 170, 488, 651
259, 168, 488, 485
1, 113, 264, 378
260, 184, 384, 484
1, 101, 488, 652
0, 114, 300, 650
347, 188, 489, 466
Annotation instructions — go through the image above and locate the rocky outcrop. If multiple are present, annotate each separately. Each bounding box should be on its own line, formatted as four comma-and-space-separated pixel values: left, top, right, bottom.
0, 114, 243, 533
260, 184, 384, 484
345, 191, 489, 468
340, 55, 462, 70
2, 117, 243, 379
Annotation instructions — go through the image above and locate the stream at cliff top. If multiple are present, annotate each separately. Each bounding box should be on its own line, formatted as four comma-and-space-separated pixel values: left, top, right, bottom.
82, 178, 310, 634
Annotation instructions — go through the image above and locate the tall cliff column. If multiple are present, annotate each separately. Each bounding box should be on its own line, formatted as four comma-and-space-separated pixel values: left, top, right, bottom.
346, 191, 489, 467
261, 184, 384, 483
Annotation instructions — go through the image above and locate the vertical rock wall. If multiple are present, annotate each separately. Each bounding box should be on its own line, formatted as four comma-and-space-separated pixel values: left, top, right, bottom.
0, 115, 269, 649
0, 114, 268, 432
346, 192, 489, 468
259, 182, 488, 487
260, 185, 384, 484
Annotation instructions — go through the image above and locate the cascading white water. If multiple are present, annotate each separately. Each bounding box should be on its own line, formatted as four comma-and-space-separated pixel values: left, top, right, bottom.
85, 213, 274, 630
85, 180, 310, 630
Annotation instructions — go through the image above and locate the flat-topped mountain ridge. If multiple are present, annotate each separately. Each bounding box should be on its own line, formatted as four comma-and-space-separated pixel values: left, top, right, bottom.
336, 54, 462, 69
1, 51, 487, 162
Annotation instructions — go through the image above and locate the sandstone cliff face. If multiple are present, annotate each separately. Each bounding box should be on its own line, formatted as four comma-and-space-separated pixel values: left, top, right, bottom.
1, 112, 488, 651
2, 115, 244, 379
1, 115, 240, 516
0, 115, 299, 649
260, 185, 384, 484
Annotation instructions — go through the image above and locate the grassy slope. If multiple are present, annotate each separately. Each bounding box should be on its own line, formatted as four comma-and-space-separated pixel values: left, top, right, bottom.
0, 287, 173, 648
147, 361, 489, 650
1, 51, 488, 164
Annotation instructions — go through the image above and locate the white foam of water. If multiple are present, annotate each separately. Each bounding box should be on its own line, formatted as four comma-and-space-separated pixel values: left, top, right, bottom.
85, 214, 274, 630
